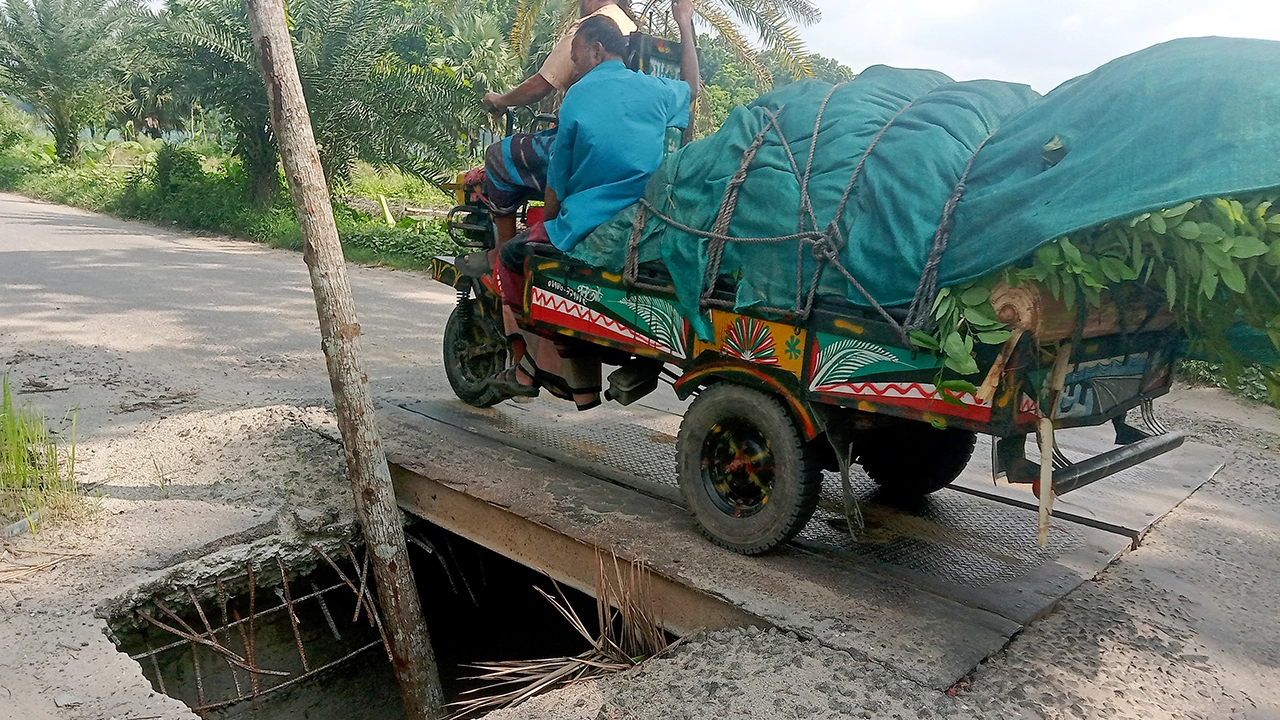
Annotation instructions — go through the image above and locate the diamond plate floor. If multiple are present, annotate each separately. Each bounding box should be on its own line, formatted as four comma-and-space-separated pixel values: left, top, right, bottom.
953, 430, 1227, 542
398, 394, 1171, 624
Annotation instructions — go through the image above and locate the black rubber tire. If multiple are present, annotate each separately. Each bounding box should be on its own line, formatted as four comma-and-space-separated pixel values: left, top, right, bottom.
858, 423, 977, 501
443, 300, 508, 408
676, 384, 822, 555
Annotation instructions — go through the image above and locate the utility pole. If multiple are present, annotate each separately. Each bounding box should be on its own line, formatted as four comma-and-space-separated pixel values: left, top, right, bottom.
242, 0, 443, 717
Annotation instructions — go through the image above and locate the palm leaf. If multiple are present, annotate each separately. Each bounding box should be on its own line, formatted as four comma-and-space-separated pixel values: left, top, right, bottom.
809, 339, 902, 390
510, 0, 549, 61
621, 295, 687, 358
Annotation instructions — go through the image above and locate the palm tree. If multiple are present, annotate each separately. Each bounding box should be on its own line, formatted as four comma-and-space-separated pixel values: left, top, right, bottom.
430, 5, 524, 96
509, 0, 820, 91
0, 0, 135, 164
646, 0, 819, 88
154, 0, 483, 204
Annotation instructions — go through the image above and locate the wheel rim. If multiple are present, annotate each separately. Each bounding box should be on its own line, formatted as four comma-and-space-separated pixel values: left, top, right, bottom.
700, 418, 776, 518
451, 314, 504, 386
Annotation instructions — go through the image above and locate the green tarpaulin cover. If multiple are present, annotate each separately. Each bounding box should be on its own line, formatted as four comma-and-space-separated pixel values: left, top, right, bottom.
569, 37, 1280, 340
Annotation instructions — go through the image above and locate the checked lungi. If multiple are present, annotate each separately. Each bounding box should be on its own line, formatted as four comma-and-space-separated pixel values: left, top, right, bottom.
483, 128, 557, 216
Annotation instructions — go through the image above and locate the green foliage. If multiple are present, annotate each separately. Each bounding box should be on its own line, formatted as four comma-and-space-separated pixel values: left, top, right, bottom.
154, 0, 483, 203
1176, 359, 1273, 405
1, 377, 79, 527
4, 138, 461, 269
334, 205, 460, 266
920, 194, 1280, 405
0, 101, 34, 153
698, 34, 761, 128
16, 164, 131, 211
431, 8, 523, 97
0, 0, 136, 164
696, 34, 855, 130
153, 143, 204, 196
637, 0, 820, 87
771, 52, 854, 86
338, 162, 452, 211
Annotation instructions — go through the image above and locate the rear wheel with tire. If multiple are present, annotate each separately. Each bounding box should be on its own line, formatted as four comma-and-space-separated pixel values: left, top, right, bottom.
857, 423, 976, 501
676, 384, 822, 555
443, 298, 508, 408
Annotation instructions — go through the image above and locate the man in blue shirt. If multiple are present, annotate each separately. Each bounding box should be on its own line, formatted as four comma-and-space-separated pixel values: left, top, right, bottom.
489, 2, 700, 403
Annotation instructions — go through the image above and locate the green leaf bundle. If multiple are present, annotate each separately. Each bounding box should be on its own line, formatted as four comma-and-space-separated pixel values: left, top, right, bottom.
925, 193, 1280, 405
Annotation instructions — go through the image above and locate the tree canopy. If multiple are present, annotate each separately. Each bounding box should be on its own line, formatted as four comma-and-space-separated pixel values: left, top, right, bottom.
0, 0, 852, 198
0, 0, 136, 163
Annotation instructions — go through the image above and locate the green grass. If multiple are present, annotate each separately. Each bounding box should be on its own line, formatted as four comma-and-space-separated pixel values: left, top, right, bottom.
1175, 359, 1274, 405
0, 136, 462, 271
1, 377, 79, 529
340, 162, 453, 210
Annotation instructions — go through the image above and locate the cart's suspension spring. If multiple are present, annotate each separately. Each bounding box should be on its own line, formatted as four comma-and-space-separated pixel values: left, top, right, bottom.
456, 288, 471, 323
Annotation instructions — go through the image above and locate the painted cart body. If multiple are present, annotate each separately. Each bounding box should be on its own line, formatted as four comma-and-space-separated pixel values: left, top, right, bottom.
432, 251, 1181, 440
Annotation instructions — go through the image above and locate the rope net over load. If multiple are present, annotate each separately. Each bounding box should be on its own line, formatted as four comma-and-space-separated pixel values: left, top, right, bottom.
568, 37, 1280, 342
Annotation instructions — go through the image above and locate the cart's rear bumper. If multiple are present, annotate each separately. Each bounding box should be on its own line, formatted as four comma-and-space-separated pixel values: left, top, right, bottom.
1051, 430, 1186, 495
999, 428, 1186, 496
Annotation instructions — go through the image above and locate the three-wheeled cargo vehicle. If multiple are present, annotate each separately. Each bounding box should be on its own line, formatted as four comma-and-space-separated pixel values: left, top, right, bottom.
431, 34, 1187, 555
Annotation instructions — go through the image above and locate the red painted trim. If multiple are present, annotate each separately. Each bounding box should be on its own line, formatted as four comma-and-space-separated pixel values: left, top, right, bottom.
676, 362, 820, 440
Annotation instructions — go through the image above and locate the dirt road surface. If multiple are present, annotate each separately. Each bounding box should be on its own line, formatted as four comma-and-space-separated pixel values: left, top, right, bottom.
2, 192, 1279, 719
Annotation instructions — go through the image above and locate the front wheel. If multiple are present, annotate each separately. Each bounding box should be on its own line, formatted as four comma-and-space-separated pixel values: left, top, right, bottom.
858, 423, 976, 501
443, 299, 508, 408
676, 384, 822, 555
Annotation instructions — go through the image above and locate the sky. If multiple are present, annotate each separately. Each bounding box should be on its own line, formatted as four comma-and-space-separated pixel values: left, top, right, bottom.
800, 0, 1280, 93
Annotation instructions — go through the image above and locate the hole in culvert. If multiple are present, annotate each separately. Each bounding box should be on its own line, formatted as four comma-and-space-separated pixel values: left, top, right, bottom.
105, 526, 638, 719
405, 522, 603, 703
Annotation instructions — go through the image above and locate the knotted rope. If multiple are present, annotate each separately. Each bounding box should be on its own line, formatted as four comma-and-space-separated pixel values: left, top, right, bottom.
622, 83, 992, 340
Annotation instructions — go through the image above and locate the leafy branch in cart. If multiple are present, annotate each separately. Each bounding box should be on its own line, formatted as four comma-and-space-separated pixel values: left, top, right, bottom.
912, 192, 1280, 405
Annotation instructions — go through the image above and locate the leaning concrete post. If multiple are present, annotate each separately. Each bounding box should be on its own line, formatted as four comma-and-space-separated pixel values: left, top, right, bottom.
242, 0, 444, 716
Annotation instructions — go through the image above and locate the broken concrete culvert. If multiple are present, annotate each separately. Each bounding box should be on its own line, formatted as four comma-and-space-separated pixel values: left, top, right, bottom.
97, 522, 406, 720
92, 513, 630, 720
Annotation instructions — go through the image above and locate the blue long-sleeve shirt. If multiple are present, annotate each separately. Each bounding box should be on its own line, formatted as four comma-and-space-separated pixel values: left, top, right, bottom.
544, 59, 691, 251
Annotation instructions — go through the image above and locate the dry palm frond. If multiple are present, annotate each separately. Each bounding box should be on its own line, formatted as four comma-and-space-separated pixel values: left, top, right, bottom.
0, 548, 87, 583
446, 553, 675, 718
509, 0, 548, 61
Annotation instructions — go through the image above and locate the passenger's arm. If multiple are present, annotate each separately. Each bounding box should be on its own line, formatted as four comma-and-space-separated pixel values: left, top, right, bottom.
544, 100, 576, 217
672, 0, 700, 103
482, 74, 555, 114
544, 187, 561, 220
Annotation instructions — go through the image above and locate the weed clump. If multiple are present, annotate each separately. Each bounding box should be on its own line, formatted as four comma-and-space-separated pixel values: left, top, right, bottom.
1, 377, 79, 529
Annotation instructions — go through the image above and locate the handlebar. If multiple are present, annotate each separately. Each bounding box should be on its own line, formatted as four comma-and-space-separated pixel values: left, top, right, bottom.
502, 105, 558, 137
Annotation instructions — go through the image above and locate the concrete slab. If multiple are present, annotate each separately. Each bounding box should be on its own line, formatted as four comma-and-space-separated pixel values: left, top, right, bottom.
397, 398, 1132, 626
953, 429, 1227, 542
379, 403, 1022, 691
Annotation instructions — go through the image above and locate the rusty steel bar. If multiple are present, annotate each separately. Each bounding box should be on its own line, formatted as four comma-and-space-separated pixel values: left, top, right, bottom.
188, 639, 383, 714
276, 555, 310, 672
443, 536, 477, 606
313, 581, 342, 641
131, 581, 349, 661
217, 577, 244, 697
192, 644, 206, 717
247, 563, 260, 698
144, 639, 168, 696
345, 543, 372, 626
136, 611, 288, 677
190, 584, 243, 694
